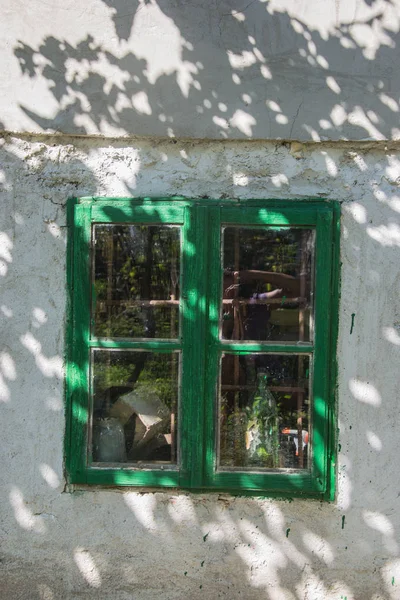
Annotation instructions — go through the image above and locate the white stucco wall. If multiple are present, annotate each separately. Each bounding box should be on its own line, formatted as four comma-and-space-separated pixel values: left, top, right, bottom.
2, 0, 400, 140
1, 134, 400, 599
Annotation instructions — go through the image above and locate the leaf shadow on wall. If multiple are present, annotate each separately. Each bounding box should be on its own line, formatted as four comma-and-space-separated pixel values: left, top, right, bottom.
12, 0, 400, 141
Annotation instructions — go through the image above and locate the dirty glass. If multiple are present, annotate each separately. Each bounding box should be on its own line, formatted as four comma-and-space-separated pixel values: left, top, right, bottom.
92, 224, 180, 339
221, 228, 314, 342
90, 350, 179, 465
219, 354, 310, 470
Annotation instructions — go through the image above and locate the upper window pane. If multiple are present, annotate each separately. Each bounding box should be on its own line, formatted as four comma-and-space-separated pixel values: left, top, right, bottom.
92, 224, 180, 339
221, 227, 314, 342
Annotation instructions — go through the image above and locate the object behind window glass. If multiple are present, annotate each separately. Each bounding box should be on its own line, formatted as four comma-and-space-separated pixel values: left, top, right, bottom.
91, 350, 179, 465
219, 354, 310, 470
222, 227, 314, 342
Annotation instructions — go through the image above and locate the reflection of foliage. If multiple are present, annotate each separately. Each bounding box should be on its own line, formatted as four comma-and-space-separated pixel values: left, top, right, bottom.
93, 224, 180, 338
221, 407, 248, 467
94, 351, 177, 411
95, 361, 132, 392
138, 357, 176, 407
224, 227, 309, 288
246, 371, 280, 467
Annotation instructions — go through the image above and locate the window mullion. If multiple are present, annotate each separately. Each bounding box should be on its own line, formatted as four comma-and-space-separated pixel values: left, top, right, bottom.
219, 343, 313, 354
311, 209, 334, 490
180, 205, 210, 488
203, 206, 222, 486
67, 203, 92, 483
88, 339, 181, 351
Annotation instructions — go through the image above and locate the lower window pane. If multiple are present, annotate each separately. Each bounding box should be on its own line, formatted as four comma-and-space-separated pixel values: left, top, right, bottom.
90, 350, 179, 465
219, 354, 310, 470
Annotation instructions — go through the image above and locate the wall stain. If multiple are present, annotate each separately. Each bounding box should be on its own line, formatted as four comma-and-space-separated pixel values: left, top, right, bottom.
342, 515, 346, 529
350, 312, 355, 334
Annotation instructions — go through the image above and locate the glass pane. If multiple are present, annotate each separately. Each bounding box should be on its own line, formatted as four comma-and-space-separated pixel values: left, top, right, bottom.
92, 225, 180, 338
222, 228, 314, 342
90, 350, 179, 465
219, 354, 310, 470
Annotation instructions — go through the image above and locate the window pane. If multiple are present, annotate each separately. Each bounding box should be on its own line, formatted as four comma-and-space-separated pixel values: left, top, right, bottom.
92, 225, 180, 338
222, 228, 314, 342
90, 350, 179, 465
219, 354, 310, 470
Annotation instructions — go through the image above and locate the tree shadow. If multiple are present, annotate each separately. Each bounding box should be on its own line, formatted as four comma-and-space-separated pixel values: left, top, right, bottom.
1, 134, 400, 598
1, 1, 400, 598
10, 0, 400, 140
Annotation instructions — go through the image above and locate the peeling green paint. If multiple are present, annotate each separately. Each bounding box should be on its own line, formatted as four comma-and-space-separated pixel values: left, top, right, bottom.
342, 515, 346, 529
203, 532, 209, 542
286, 528, 290, 538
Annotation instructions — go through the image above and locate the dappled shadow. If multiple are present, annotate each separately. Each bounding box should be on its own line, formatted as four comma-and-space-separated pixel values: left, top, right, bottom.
1, 134, 400, 598
1, 1, 400, 598
9, 0, 400, 140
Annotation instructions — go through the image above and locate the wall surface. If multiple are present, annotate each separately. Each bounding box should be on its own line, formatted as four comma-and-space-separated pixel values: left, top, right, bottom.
2, 0, 400, 140
2, 2, 400, 599
1, 134, 400, 599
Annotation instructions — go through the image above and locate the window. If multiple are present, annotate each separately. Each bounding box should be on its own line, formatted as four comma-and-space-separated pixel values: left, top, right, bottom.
66, 198, 339, 499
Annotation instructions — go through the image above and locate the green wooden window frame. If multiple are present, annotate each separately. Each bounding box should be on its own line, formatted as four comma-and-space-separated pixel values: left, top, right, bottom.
66, 197, 339, 500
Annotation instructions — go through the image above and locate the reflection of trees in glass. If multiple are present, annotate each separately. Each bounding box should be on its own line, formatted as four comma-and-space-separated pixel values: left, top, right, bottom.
93, 225, 180, 338
93, 351, 176, 413
224, 227, 304, 283
93, 351, 178, 463
90, 224, 180, 462
246, 370, 280, 467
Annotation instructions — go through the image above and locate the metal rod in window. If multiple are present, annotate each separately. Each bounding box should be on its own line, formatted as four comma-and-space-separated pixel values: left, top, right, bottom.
297, 231, 308, 468
106, 230, 114, 336
106, 230, 114, 413
222, 385, 306, 393
101, 298, 304, 306
233, 229, 241, 464
170, 241, 177, 461
96, 299, 179, 306
222, 298, 305, 306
